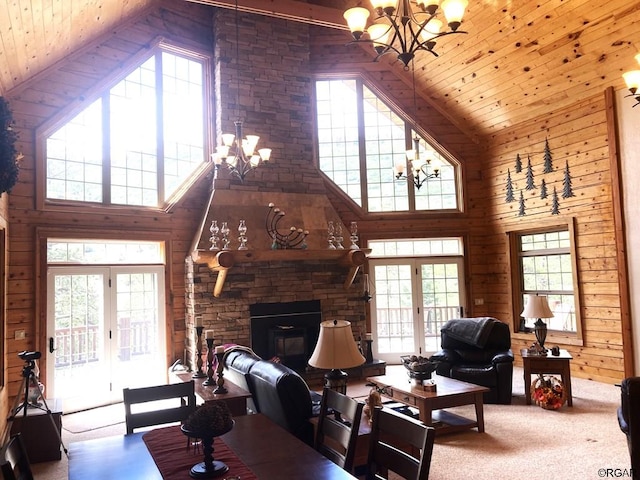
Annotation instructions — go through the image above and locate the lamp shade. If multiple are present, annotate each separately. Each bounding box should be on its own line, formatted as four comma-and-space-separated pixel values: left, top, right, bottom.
521, 294, 554, 319
308, 320, 365, 370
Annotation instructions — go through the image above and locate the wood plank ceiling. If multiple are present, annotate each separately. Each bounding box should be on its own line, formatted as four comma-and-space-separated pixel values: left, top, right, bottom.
0, 0, 639, 139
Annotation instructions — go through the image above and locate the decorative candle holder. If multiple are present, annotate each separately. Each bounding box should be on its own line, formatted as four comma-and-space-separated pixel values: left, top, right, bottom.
349, 221, 359, 250
203, 338, 215, 386
238, 220, 248, 250
334, 222, 344, 249
220, 222, 231, 250
327, 221, 336, 249
365, 338, 374, 364
193, 326, 207, 378
214, 351, 228, 394
209, 220, 219, 251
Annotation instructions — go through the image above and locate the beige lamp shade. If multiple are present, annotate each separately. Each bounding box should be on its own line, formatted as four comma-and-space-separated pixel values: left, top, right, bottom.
308, 320, 365, 370
521, 294, 554, 319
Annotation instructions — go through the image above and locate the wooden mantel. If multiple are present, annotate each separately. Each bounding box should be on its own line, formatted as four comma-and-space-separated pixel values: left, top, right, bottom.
192, 248, 370, 297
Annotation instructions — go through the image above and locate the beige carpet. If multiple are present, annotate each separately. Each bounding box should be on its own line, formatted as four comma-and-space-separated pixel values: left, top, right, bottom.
31, 366, 630, 480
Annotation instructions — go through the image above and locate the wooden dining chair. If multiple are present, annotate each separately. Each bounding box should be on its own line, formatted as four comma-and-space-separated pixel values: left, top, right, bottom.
366, 406, 435, 480
123, 380, 197, 434
314, 387, 364, 473
1, 433, 34, 480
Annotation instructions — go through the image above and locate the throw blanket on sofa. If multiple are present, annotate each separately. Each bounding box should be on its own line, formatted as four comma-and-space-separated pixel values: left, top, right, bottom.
441, 317, 497, 348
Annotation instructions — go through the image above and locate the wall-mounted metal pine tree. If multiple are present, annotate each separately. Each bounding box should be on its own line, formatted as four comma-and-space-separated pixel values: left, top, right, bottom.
518, 190, 526, 216
543, 138, 553, 173
562, 160, 574, 198
540, 178, 548, 199
505, 169, 515, 202
551, 186, 560, 214
525, 155, 535, 190
0, 97, 21, 195
515, 153, 522, 173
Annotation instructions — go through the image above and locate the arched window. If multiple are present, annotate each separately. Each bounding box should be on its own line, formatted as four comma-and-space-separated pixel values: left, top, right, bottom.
315, 77, 460, 213
43, 45, 209, 208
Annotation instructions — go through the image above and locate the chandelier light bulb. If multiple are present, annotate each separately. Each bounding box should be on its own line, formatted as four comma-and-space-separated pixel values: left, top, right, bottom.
368, 22, 393, 48
258, 148, 272, 162
421, 19, 443, 42
635, 53, 640, 65
623, 70, 640, 94
344, 7, 370, 40
221, 133, 235, 147
417, 0, 440, 15
441, 0, 468, 30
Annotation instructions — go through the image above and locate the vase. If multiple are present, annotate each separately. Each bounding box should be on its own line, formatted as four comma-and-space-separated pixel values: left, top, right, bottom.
181, 421, 234, 478
534, 319, 548, 351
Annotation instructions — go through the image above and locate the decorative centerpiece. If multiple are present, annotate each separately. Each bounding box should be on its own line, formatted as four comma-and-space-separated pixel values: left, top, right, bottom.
531, 374, 566, 410
401, 355, 438, 382
181, 402, 234, 478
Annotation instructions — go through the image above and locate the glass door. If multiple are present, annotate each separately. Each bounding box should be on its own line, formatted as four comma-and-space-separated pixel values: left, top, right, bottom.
46, 266, 165, 412
370, 258, 465, 364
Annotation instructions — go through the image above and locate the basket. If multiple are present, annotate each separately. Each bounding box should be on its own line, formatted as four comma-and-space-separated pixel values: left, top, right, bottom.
531, 375, 566, 410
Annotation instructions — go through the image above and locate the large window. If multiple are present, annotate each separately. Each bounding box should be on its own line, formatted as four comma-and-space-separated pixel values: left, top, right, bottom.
45, 46, 208, 208
510, 223, 581, 339
315, 77, 459, 213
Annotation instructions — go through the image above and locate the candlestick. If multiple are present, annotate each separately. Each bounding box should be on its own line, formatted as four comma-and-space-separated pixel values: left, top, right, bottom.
205, 329, 214, 339
215, 345, 225, 354
203, 338, 215, 386
192, 326, 206, 378
365, 337, 374, 364
196, 317, 203, 327
214, 350, 228, 394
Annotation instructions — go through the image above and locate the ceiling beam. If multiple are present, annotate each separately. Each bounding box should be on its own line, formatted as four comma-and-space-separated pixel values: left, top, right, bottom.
184, 0, 349, 30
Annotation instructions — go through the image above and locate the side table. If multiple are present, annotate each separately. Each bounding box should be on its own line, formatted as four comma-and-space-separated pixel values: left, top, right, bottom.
521, 349, 573, 407
170, 371, 252, 416
10, 398, 63, 463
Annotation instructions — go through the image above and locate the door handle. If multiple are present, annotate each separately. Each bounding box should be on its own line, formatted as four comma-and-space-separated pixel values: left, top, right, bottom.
49, 337, 56, 353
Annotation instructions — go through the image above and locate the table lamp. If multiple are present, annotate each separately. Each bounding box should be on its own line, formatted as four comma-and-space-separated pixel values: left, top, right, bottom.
521, 294, 554, 352
308, 319, 365, 395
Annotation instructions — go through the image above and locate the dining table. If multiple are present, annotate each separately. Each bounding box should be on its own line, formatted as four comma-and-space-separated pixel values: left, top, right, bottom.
68, 413, 357, 479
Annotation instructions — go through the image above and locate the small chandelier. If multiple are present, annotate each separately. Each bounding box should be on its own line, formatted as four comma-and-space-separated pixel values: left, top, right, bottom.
213, 121, 271, 180
622, 53, 640, 108
394, 134, 442, 189
343, 0, 469, 68
211, 0, 272, 181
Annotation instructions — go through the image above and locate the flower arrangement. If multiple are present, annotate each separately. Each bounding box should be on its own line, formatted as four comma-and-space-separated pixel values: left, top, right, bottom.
532, 374, 566, 410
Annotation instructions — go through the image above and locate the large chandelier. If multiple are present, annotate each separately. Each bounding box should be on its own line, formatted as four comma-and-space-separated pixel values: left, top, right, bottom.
343, 0, 469, 68
212, 0, 271, 180
622, 53, 640, 108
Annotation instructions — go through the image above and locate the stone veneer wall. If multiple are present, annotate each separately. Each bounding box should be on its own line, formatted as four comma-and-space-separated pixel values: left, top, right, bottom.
183, 10, 366, 369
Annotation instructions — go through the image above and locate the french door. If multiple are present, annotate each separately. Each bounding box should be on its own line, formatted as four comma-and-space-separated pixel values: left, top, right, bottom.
370, 257, 466, 364
45, 265, 166, 412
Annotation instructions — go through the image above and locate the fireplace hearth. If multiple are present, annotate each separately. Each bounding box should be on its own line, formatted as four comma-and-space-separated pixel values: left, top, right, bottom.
249, 300, 322, 372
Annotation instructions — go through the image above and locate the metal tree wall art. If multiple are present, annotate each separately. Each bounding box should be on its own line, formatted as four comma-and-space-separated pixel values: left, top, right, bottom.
265, 203, 308, 249
540, 179, 548, 199
562, 161, 574, 198
505, 169, 515, 202
552, 187, 560, 214
518, 191, 526, 216
515, 153, 522, 173
525, 156, 535, 190
543, 138, 553, 173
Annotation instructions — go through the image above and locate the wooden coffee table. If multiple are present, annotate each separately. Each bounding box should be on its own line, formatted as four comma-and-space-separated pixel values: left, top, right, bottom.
366, 372, 489, 435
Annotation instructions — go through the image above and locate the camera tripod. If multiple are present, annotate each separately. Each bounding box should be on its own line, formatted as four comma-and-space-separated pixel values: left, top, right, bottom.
5, 353, 68, 458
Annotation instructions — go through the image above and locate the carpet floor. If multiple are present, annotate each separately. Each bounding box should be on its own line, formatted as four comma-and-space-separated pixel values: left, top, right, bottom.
30, 366, 630, 480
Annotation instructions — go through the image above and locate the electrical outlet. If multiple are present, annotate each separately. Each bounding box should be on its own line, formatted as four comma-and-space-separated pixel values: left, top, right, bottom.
474, 298, 484, 306
14, 330, 26, 340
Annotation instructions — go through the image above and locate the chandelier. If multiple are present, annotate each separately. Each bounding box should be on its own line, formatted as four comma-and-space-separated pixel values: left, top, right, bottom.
622, 53, 640, 108
394, 133, 442, 189
212, 0, 271, 180
343, 0, 469, 68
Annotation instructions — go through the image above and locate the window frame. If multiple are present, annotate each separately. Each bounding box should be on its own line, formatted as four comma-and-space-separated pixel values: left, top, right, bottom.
35, 40, 214, 213
312, 73, 463, 216
508, 219, 583, 345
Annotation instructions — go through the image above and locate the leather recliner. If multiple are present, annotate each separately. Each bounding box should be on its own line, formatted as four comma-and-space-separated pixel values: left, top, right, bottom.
430, 317, 514, 404
617, 377, 640, 478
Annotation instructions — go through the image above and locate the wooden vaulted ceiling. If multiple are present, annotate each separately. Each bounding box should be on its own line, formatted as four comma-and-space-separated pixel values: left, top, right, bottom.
0, 0, 638, 139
